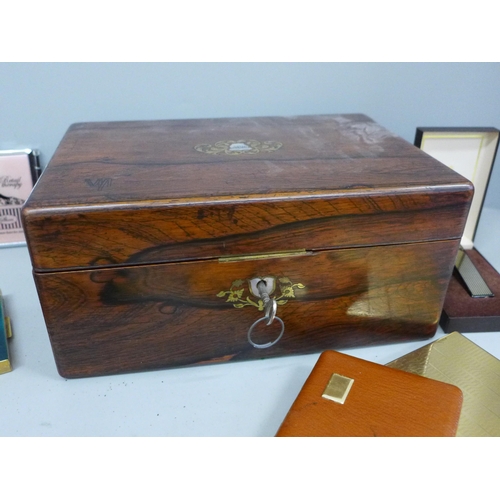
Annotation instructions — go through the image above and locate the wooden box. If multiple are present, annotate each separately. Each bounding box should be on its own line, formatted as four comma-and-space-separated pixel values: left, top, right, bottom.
22, 115, 473, 378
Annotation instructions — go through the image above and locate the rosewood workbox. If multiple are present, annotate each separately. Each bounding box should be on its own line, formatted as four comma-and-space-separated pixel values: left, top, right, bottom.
22, 114, 473, 377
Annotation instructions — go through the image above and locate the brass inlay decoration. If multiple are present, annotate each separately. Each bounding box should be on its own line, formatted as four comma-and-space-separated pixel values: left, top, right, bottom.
219, 249, 309, 263
195, 139, 282, 155
322, 373, 354, 404
217, 276, 305, 312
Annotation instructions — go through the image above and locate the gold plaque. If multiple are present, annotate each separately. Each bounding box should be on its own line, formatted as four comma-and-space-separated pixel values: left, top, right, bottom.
387, 332, 500, 436
322, 373, 354, 404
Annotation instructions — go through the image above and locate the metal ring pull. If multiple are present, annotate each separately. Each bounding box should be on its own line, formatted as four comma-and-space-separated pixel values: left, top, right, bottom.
247, 316, 285, 349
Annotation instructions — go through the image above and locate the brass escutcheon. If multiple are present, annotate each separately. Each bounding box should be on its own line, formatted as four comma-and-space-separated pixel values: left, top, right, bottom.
216, 276, 305, 349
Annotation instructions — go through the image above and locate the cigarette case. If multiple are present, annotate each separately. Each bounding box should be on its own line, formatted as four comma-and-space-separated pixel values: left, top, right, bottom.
22, 115, 472, 377
387, 331, 500, 436
276, 350, 463, 436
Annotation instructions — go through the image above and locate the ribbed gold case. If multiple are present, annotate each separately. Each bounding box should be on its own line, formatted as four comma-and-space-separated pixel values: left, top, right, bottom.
387, 332, 500, 436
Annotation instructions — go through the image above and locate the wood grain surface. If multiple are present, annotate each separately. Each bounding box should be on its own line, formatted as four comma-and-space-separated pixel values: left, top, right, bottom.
34, 240, 458, 377
22, 114, 472, 271
24, 189, 470, 272
275, 350, 463, 437
22, 115, 472, 377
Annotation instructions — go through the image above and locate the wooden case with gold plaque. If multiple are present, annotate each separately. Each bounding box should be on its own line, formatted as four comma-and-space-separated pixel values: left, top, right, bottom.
276, 350, 463, 436
22, 115, 472, 378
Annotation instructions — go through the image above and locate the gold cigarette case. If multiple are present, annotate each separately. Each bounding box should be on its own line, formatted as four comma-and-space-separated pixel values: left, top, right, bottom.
387, 331, 500, 437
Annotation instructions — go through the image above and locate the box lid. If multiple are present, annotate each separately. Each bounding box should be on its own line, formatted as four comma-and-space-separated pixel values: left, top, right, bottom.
415, 127, 499, 250
23, 114, 473, 272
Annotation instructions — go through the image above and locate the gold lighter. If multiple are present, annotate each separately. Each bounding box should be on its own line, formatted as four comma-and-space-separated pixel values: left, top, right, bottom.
0, 289, 12, 374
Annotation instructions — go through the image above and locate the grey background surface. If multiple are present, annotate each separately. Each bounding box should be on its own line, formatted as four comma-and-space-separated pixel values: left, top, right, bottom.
1, 62, 499, 208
